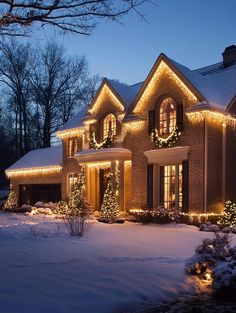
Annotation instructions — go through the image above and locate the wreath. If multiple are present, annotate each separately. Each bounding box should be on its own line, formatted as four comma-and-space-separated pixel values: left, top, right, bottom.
151, 127, 181, 148
89, 130, 115, 149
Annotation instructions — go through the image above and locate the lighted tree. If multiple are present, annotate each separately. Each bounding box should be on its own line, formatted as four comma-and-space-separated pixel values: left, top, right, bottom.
218, 200, 236, 228
68, 167, 86, 214
4, 190, 17, 210
101, 174, 119, 223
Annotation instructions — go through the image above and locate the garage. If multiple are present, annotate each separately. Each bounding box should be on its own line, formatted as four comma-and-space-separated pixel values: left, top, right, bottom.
19, 184, 61, 205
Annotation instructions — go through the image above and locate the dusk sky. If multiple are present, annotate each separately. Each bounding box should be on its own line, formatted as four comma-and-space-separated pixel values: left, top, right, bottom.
31, 0, 236, 84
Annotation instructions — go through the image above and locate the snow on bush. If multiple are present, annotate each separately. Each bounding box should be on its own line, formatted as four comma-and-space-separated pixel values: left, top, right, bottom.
185, 232, 231, 280
186, 231, 236, 299
199, 222, 220, 232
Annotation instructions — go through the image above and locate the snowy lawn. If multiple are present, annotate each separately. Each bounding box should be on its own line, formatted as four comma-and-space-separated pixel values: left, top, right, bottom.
0, 212, 230, 313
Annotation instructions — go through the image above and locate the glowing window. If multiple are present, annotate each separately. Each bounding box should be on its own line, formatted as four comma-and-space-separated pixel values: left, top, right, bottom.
68, 138, 78, 157
68, 173, 78, 195
161, 164, 182, 210
103, 114, 116, 139
159, 97, 176, 136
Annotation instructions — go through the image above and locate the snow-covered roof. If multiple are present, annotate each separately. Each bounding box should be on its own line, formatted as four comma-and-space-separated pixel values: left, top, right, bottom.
107, 79, 143, 107
7, 145, 62, 170
58, 52, 236, 134
58, 106, 87, 132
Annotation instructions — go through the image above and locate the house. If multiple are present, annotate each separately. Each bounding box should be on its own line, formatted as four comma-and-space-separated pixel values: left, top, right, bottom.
6, 46, 236, 214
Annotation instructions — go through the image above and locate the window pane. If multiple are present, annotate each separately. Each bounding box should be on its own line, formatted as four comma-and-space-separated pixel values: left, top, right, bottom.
103, 114, 116, 139
159, 97, 176, 135
68, 173, 78, 194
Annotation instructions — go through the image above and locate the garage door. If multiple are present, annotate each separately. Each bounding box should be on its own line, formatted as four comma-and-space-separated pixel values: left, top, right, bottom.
19, 184, 61, 205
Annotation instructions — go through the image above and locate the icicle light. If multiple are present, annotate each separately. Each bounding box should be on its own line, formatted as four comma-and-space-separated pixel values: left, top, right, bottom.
6, 166, 62, 177
56, 128, 84, 139
186, 110, 236, 127
133, 61, 198, 114
88, 83, 124, 115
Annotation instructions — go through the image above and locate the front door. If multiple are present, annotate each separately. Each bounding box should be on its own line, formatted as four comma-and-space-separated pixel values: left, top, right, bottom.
99, 168, 110, 208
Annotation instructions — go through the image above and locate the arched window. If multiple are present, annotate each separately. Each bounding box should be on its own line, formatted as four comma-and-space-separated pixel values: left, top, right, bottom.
159, 97, 176, 136
103, 113, 116, 139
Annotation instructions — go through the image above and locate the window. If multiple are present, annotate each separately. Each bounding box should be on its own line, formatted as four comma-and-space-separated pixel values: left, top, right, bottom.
68, 173, 78, 194
103, 114, 116, 139
159, 97, 176, 136
160, 164, 182, 210
68, 138, 78, 157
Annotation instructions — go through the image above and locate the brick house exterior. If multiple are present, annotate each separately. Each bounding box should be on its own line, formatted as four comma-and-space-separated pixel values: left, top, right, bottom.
6, 47, 236, 214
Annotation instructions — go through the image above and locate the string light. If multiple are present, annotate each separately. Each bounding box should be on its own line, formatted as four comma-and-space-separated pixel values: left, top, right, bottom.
186, 110, 236, 127
56, 127, 84, 139
88, 83, 124, 115
124, 120, 145, 132
6, 166, 62, 177
133, 60, 198, 114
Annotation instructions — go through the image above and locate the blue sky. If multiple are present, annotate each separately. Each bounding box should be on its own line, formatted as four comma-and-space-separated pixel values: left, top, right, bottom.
31, 0, 236, 84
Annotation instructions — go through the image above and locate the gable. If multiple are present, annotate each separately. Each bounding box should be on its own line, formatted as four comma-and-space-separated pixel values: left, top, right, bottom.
88, 80, 125, 116
130, 55, 203, 115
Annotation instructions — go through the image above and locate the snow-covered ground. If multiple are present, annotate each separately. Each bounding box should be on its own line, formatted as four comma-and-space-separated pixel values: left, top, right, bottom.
0, 213, 224, 313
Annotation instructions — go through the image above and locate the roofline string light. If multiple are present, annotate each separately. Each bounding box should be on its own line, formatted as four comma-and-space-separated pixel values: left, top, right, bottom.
186, 110, 236, 127
6, 166, 62, 177
133, 60, 198, 114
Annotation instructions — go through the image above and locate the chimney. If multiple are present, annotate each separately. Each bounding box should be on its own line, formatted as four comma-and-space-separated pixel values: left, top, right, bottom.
222, 45, 236, 67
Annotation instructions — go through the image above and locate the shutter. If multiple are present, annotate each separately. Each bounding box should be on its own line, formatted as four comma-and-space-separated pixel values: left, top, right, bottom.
148, 110, 156, 134
147, 164, 153, 208
160, 166, 164, 206
177, 103, 184, 131
182, 160, 189, 212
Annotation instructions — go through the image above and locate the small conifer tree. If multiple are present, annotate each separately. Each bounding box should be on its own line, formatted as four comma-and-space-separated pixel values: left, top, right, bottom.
4, 190, 17, 210
218, 200, 236, 228
68, 167, 85, 215
101, 174, 119, 223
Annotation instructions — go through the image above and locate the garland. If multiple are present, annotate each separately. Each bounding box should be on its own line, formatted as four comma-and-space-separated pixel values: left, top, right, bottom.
89, 130, 115, 149
151, 127, 181, 148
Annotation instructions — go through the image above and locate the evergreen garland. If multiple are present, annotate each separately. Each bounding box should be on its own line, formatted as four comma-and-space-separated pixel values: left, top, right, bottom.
4, 190, 17, 210
89, 130, 114, 149
151, 127, 181, 148
218, 200, 236, 228
100, 174, 119, 223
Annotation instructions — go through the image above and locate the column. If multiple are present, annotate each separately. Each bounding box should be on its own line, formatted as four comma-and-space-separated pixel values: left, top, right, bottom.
118, 160, 125, 211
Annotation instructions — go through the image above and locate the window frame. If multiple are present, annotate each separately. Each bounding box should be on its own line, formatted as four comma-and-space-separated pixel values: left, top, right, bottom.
102, 113, 117, 140
68, 137, 78, 158
158, 97, 177, 137
67, 172, 78, 195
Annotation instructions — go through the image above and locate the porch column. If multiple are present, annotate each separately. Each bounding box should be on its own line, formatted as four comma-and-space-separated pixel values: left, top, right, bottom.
119, 160, 125, 211
111, 161, 116, 189
84, 165, 90, 202
153, 164, 160, 208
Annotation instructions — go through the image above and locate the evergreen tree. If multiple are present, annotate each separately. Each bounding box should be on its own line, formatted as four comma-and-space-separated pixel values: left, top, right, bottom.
218, 200, 236, 228
4, 190, 17, 210
68, 167, 85, 215
101, 174, 119, 223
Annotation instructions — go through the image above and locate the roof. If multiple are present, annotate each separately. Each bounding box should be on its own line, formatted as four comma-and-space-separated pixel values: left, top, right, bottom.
58, 51, 236, 133
107, 79, 143, 107
7, 145, 62, 170
58, 106, 87, 132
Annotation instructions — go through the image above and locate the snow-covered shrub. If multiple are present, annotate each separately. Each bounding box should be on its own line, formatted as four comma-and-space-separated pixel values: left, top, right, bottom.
199, 222, 220, 232
185, 232, 231, 280
34, 201, 44, 208
3, 190, 18, 211
20, 204, 32, 213
212, 259, 236, 299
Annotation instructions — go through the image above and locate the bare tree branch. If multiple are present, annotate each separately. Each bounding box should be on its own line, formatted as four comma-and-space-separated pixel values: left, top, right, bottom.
0, 0, 150, 36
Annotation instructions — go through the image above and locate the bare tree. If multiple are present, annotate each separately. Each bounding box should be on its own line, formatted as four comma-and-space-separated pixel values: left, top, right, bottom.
0, 0, 148, 36
31, 40, 88, 147
0, 40, 33, 157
